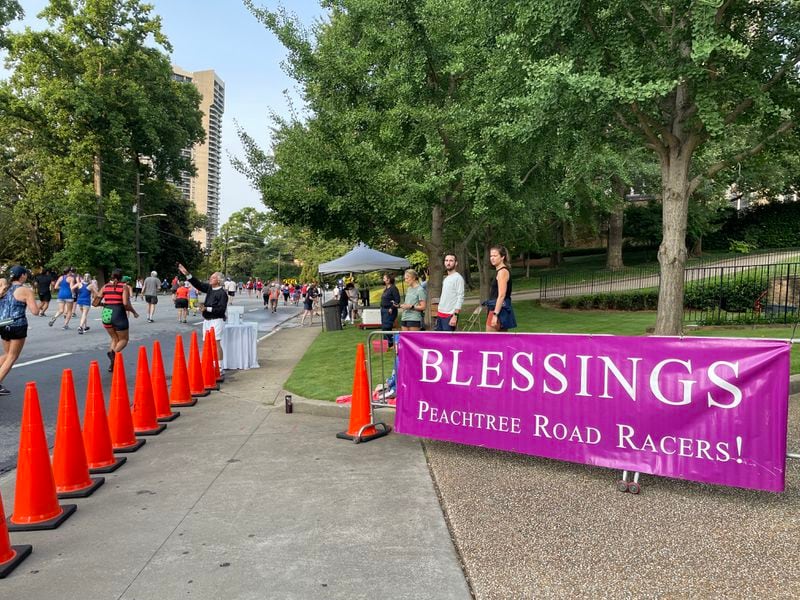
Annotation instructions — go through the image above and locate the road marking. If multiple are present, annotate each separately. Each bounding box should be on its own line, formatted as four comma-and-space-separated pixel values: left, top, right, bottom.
248, 308, 261, 312
13, 352, 72, 369
258, 328, 280, 342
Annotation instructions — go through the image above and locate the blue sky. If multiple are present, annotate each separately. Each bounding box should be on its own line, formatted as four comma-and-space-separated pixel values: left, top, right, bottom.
7, 0, 327, 223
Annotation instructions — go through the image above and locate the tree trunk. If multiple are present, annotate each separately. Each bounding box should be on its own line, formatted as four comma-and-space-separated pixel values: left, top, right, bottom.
689, 236, 702, 257
655, 150, 691, 335
424, 204, 445, 326
93, 152, 103, 226
549, 221, 563, 268
607, 176, 626, 270
479, 242, 492, 302
454, 240, 472, 289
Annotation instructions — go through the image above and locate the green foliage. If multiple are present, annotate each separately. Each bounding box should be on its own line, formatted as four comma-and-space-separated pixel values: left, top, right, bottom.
684, 279, 766, 313
557, 290, 659, 311
706, 202, 800, 251
728, 240, 757, 254
0, 0, 204, 275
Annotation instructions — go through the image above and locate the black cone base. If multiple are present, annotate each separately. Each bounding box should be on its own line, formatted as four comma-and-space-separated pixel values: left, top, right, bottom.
336, 423, 392, 444
89, 456, 127, 474
157, 411, 180, 422
191, 389, 210, 398
171, 397, 197, 407
7, 503, 77, 532
134, 423, 166, 436
0, 544, 32, 579
113, 438, 146, 453
57, 476, 105, 499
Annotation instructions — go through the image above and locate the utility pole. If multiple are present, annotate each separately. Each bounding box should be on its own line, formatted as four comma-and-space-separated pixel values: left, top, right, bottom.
277, 250, 281, 283
134, 168, 141, 279
222, 224, 230, 276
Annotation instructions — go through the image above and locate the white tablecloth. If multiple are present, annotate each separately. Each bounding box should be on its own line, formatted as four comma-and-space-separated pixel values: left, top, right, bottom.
221, 322, 260, 370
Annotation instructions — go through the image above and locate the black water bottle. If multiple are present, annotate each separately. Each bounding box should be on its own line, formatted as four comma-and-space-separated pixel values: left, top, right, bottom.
285, 394, 293, 414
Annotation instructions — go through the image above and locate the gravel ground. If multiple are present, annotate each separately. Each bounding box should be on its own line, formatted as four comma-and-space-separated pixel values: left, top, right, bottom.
423, 395, 800, 599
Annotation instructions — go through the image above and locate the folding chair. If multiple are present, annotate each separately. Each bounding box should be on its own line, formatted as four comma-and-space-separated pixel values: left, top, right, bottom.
460, 304, 483, 332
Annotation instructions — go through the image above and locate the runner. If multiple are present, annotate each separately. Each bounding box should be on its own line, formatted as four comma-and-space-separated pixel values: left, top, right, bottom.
142, 270, 161, 322
49, 267, 77, 329
34, 268, 54, 316
225, 278, 237, 303
268, 281, 280, 313
133, 277, 143, 301
188, 283, 199, 316
76, 272, 98, 334
0, 266, 40, 396
174, 281, 190, 323
99, 268, 139, 372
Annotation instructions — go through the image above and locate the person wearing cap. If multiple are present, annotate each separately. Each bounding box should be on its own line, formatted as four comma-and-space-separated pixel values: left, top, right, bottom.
0, 266, 41, 395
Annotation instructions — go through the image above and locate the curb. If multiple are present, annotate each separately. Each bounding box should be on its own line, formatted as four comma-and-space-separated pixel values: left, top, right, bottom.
275, 393, 396, 427
792, 375, 800, 395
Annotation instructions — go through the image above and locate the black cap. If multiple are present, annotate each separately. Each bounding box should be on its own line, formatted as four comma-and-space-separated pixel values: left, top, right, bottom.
9, 265, 27, 280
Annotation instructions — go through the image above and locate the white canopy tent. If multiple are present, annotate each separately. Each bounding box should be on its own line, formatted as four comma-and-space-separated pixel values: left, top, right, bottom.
318, 243, 410, 275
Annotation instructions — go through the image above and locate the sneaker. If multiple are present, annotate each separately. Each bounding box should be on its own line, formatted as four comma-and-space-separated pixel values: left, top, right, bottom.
84, 325, 90, 331
0, 384, 9, 396
62, 325, 70, 330
107, 351, 115, 372
48, 317, 56, 327
78, 327, 84, 334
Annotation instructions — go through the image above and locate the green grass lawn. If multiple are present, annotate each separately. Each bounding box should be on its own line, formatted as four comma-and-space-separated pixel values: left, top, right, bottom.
285, 301, 800, 401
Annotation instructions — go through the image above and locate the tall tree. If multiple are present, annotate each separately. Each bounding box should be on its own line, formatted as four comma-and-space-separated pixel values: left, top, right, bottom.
505, 0, 800, 333
3, 0, 203, 274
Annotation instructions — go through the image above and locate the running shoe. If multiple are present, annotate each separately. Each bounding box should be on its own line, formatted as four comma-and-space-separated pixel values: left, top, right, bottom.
48, 316, 56, 326
62, 325, 70, 330
78, 327, 84, 334
84, 325, 90, 331
107, 351, 115, 372
0, 384, 9, 396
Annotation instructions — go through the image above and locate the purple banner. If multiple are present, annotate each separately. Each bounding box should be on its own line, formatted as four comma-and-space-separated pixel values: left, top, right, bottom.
394, 333, 790, 492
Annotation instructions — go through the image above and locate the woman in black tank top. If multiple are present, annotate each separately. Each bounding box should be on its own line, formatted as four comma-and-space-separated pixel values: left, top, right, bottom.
487, 245, 513, 332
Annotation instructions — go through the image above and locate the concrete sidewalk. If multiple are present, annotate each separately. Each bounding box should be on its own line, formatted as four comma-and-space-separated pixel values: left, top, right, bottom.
0, 321, 470, 600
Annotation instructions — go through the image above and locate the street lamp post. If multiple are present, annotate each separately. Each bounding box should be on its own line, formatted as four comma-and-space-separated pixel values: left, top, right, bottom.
133, 203, 167, 278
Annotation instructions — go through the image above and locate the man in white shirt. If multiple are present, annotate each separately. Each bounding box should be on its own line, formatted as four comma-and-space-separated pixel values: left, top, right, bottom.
435, 253, 465, 331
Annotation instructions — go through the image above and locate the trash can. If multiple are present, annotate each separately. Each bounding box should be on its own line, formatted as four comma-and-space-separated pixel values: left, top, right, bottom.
322, 299, 342, 331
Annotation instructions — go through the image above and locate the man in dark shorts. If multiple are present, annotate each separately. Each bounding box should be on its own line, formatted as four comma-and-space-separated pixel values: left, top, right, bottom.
35, 268, 54, 316
142, 270, 161, 323
0, 266, 41, 395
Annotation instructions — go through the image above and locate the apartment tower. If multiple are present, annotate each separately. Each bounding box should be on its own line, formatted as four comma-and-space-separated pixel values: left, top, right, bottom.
172, 66, 225, 249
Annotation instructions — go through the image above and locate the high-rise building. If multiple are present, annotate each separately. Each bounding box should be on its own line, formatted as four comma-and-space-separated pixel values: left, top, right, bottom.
172, 66, 225, 249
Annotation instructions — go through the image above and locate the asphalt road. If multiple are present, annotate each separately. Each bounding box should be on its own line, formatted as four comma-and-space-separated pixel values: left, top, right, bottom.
0, 291, 302, 474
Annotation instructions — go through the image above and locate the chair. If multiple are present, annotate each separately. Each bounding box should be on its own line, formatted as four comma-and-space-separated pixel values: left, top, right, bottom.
460, 304, 483, 332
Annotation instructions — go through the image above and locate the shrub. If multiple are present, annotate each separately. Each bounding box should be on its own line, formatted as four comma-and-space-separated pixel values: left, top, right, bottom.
557, 290, 659, 311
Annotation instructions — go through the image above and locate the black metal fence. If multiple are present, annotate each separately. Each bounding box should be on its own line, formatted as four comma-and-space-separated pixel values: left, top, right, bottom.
684, 262, 800, 325
537, 249, 800, 301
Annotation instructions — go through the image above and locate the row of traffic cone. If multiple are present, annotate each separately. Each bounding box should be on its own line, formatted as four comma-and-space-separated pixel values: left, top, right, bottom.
0, 329, 223, 578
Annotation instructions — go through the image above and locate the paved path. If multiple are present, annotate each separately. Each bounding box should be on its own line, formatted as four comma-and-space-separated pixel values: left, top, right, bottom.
0, 319, 470, 600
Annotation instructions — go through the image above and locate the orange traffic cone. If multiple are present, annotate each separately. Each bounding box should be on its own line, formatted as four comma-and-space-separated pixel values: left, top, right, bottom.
82, 361, 126, 473
7, 382, 77, 531
107, 353, 146, 453
202, 330, 219, 391
188, 331, 209, 397
170, 335, 196, 407
132, 346, 166, 436
0, 490, 32, 578
52, 369, 105, 498
209, 327, 223, 383
152, 341, 179, 421
336, 343, 391, 443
